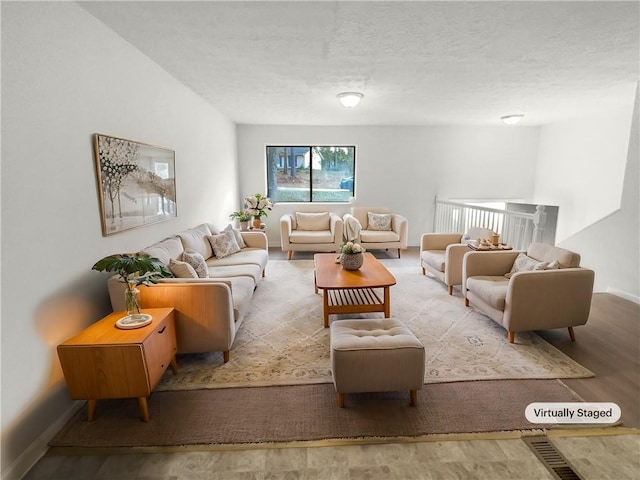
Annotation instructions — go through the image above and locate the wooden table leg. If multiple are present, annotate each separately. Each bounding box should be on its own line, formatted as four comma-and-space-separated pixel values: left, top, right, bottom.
138, 397, 150, 422
87, 399, 97, 422
323, 290, 329, 328
384, 287, 390, 317
314, 271, 318, 294
170, 355, 178, 374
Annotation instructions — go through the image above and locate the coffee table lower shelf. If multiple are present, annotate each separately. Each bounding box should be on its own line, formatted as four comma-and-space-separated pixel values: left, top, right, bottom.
321, 287, 389, 327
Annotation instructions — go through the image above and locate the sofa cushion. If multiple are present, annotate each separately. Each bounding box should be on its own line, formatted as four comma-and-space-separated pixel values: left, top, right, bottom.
168, 258, 198, 279
290, 230, 334, 244
421, 250, 446, 272
367, 212, 392, 231
206, 248, 268, 272
207, 230, 241, 259
207, 263, 262, 284
223, 223, 245, 249
178, 224, 213, 260
360, 230, 400, 243
225, 276, 256, 323
141, 236, 184, 266
505, 252, 549, 279
295, 212, 330, 231
466, 276, 509, 311
527, 243, 581, 268
182, 249, 209, 278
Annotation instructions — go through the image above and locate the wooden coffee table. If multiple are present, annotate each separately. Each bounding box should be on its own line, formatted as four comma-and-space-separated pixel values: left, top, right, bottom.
314, 253, 397, 327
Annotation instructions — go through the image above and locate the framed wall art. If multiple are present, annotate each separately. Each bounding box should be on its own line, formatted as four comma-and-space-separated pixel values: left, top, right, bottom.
93, 133, 177, 236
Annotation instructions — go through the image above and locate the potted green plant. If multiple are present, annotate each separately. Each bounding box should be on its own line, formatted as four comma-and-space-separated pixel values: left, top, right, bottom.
92, 253, 171, 315
229, 210, 251, 231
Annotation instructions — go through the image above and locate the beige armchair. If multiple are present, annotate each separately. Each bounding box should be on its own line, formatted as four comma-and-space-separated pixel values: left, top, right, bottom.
421, 227, 495, 295
345, 207, 408, 258
462, 243, 595, 343
280, 212, 344, 260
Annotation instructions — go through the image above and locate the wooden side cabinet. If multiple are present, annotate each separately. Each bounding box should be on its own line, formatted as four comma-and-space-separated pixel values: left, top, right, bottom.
57, 308, 177, 422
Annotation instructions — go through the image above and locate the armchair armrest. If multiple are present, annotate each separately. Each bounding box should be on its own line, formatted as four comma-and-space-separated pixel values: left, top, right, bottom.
390, 214, 409, 247
420, 233, 463, 251
444, 243, 470, 287
280, 215, 293, 249
241, 230, 268, 249
329, 213, 344, 242
505, 268, 595, 331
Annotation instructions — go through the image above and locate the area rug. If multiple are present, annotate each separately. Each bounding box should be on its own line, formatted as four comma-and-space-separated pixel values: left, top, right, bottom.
155, 260, 593, 391
49, 379, 582, 448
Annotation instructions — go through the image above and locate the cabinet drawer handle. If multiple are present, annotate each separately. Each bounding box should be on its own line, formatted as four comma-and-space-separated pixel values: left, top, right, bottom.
158, 326, 167, 334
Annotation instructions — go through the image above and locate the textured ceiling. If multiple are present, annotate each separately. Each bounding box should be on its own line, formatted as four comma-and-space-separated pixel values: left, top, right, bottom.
80, 1, 639, 126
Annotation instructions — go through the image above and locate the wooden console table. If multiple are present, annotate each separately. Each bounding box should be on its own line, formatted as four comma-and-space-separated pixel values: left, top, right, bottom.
57, 308, 177, 422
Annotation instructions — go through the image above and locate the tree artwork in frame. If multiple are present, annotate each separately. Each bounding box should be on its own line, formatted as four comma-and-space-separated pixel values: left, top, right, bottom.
93, 133, 177, 236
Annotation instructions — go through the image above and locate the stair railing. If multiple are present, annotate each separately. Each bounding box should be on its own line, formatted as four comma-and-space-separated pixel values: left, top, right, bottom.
433, 198, 548, 251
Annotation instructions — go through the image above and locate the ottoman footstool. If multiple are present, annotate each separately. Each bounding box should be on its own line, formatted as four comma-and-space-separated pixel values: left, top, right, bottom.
330, 318, 425, 408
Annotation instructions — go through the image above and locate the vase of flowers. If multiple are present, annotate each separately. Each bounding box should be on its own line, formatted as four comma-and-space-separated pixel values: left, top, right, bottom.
243, 193, 273, 228
92, 253, 171, 315
339, 242, 365, 270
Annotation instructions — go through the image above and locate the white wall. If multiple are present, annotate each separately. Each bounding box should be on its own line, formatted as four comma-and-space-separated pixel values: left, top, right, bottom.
558, 86, 639, 299
237, 125, 540, 246
1, 2, 238, 476
534, 107, 634, 242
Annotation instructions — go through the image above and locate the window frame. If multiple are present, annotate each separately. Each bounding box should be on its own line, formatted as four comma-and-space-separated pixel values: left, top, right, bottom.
265, 145, 356, 203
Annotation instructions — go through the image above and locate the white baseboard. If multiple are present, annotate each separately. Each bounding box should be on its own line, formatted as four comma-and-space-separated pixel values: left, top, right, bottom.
1, 401, 84, 480
606, 287, 640, 305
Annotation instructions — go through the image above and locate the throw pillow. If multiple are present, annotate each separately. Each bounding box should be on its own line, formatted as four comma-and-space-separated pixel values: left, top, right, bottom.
367, 212, 392, 231
169, 258, 198, 279
207, 230, 241, 259
545, 260, 560, 270
505, 253, 548, 278
223, 223, 245, 249
295, 212, 330, 231
182, 249, 209, 278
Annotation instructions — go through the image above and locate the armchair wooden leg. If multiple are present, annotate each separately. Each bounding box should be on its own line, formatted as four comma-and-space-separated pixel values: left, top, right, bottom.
508, 332, 515, 343
337, 393, 345, 408
464, 298, 469, 307
397, 249, 401, 258
421, 267, 425, 275
287, 251, 293, 260
223, 350, 230, 363
568, 327, 576, 342
410, 390, 418, 406
448, 285, 453, 295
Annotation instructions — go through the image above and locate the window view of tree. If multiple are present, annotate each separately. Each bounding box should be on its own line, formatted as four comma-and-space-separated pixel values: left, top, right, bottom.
266, 146, 355, 202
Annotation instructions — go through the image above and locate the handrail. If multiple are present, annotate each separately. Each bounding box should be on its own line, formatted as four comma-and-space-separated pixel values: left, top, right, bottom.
434, 198, 548, 250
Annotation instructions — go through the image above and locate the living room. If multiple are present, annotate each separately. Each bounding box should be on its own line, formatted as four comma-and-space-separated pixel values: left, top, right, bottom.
2, 1, 639, 479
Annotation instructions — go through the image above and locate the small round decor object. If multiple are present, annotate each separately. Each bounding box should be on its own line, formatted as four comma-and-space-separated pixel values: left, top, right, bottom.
116, 313, 153, 330
340, 252, 364, 271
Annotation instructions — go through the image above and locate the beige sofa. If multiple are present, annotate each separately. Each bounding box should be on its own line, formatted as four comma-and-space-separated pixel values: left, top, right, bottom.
280, 212, 344, 259
462, 242, 595, 343
421, 227, 495, 295
108, 223, 268, 362
345, 207, 408, 257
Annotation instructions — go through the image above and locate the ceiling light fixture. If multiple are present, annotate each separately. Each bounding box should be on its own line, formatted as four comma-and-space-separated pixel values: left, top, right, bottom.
501, 114, 524, 125
337, 92, 363, 108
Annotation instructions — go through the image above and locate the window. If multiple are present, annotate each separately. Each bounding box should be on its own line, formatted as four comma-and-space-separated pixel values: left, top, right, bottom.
266, 146, 355, 202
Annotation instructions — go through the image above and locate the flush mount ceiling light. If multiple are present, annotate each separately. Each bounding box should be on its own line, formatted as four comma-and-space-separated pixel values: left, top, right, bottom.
501, 114, 524, 125
337, 92, 363, 108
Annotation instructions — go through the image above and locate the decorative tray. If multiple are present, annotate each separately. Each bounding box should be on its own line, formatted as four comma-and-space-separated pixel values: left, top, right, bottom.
116, 313, 153, 330
467, 242, 512, 251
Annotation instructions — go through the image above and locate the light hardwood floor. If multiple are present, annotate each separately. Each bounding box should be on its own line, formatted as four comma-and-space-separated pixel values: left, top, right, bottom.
24, 247, 639, 479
